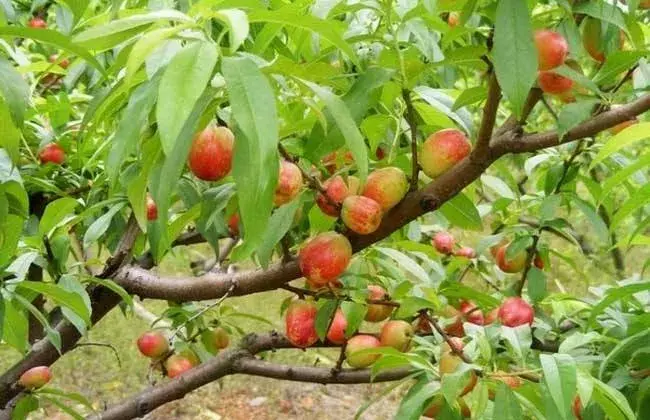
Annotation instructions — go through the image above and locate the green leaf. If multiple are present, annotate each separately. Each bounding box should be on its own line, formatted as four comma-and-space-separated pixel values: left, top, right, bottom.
73, 9, 193, 51
0, 104, 21, 162
599, 329, 650, 382
12, 293, 62, 352
438, 192, 482, 230
0, 214, 22, 267
2, 295, 27, 353
0, 27, 105, 76
214, 9, 249, 51
127, 137, 162, 231
375, 248, 430, 284
553, 64, 603, 96
125, 26, 186, 85
493, 383, 524, 420
315, 299, 338, 341
611, 183, 650, 229
256, 197, 302, 268
591, 377, 636, 420
0, 57, 29, 127
39, 197, 79, 237
302, 80, 368, 183
481, 174, 515, 200
601, 153, 650, 200
574, 2, 628, 34
439, 282, 500, 308
57, 0, 89, 24
590, 122, 650, 168
414, 86, 474, 135
395, 379, 440, 420
222, 56, 279, 259
493, 0, 537, 117
540, 354, 577, 420
16, 281, 91, 326
157, 41, 218, 155
106, 75, 161, 185
452, 86, 488, 111
557, 99, 600, 139
11, 395, 39, 420
83, 203, 126, 249
567, 195, 609, 243
594, 51, 649, 85
588, 282, 650, 327
247, 9, 358, 66
88, 277, 133, 308
527, 267, 547, 303
58, 274, 92, 335
340, 301, 366, 337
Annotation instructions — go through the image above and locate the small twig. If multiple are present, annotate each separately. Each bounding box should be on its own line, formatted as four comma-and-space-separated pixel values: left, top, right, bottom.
74, 343, 122, 367
169, 284, 235, 341
98, 214, 140, 279
217, 238, 238, 264
608, 65, 637, 94
420, 310, 472, 364
39, 74, 64, 96
402, 89, 420, 191
332, 341, 348, 374
280, 236, 293, 263
474, 72, 502, 156
541, 96, 559, 122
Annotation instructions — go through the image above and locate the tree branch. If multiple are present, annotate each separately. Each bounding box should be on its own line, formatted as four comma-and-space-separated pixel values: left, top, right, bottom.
474, 72, 501, 157
402, 89, 420, 190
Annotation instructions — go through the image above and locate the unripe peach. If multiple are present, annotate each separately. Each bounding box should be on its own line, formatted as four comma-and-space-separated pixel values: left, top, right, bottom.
421, 129, 471, 178
341, 195, 382, 235
361, 167, 408, 211
432, 232, 455, 255
326, 309, 348, 344
285, 300, 319, 348
380, 320, 414, 352
137, 331, 169, 358
146, 194, 158, 221
455, 246, 476, 259
316, 175, 358, 217
274, 160, 303, 206
498, 297, 534, 327
178, 348, 200, 367
495, 244, 527, 273
201, 327, 230, 354
298, 232, 352, 286
439, 349, 477, 395
364, 285, 393, 322
534, 30, 569, 71
448, 12, 459, 27
188, 125, 234, 181
423, 395, 471, 418
459, 300, 484, 326
39, 143, 65, 165
28, 17, 47, 28
582, 18, 624, 63
538, 71, 573, 95
488, 371, 523, 400
609, 118, 638, 135
345, 334, 381, 368
19, 366, 52, 389
441, 336, 464, 354
227, 213, 239, 236
164, 355, 193, 378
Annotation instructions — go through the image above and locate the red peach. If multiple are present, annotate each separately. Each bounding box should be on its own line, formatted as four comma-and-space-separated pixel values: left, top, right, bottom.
49, 54, 70, 69
137, 331, 169, 359
178, 347, 200, 367
538, 71, 573, 94
19, 366, 52, 389
380, 320, 414, 352
432, 232, 455, 255
459, 300, 484, 326
316, 175, 358, 217
498, 297, 535, 327
455, 246, 476, 259
188, 125, 234, 181
298, 232, 352, 286
39, 143, 65, 165
341, 195, 383, 235
534, 254, 544, 269
326, 309, 348, 345
345, 335, 381, 368
146, 194, 157, 221
364, 285, 394, 322
495, 244, 527, 273
28, 17, 47, 28
164, 355, 193, 378
227, 213, 240, 236
441, 305, 464, 337
361, 167, 408, 211
534, 30, 569, 71
285, 300, 319, 348
375, 146, 386, 160
420, 129, 471, 178
274, 160, 303, 206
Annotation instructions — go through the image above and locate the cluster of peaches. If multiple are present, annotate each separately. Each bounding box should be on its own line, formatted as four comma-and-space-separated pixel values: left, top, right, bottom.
135, 327, 230, 378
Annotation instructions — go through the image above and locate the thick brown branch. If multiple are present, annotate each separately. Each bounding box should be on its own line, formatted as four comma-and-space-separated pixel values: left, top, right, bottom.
474, 72, 501, 156
402, 89, 420, 190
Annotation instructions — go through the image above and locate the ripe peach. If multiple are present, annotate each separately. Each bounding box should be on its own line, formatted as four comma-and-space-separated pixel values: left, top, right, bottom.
346, 335, 381, 368
178, 347, 200, 367
326, 309, 348, 345
201, 327, 230, 354
164, 355, 193, 378
364, 285, 393, 322
534, 30, 569, 71
495, 244, 527, 273
582, 18, 624, 62
28, 17, 47, 28
39, 143, 65, 165
19, 366, 52, 389
538, 71, 573, 94
361, 167, 408, 211
146, 194, 157, 221
341, 195, 383, 235
137, 331, 169, 358
298, 232, 352, 286
285, 300, 319, 348
380, 320, 414, 352
459, 300, 484, 326
533, 254, 544, 269
498, 297, 535, 327
440, 305, 464, 337
375, 146, 386, 160
316, 175, 358, 217
432, 232, 455, 255
227, 213, 240, 236
455, 246, 476, 259
415, 313, 432, 334
420, 129, 471, 178
274, 160, 303, 206
188, 125, 234, 181
448, 12, 460, 27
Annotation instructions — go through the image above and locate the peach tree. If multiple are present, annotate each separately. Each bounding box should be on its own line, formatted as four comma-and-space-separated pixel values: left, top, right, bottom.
0, 0, 649, 418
